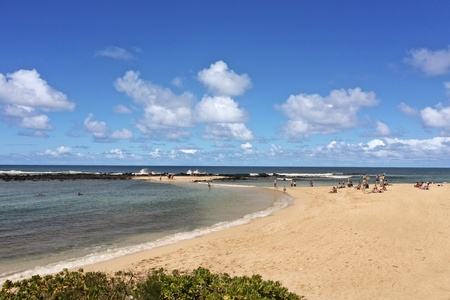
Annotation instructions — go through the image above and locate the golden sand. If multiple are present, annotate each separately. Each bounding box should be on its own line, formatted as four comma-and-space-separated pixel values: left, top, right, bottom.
84, 182, 450, 299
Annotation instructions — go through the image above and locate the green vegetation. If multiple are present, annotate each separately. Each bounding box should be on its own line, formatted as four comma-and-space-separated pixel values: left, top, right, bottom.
1, 267, 304, 299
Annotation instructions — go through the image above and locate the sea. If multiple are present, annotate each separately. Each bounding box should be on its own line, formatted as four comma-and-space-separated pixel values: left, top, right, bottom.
1, 165, 450, 285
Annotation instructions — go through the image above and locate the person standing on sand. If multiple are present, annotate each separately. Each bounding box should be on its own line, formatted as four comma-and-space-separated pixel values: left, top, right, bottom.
274, 178, 277, 188
362, 177, 367, 193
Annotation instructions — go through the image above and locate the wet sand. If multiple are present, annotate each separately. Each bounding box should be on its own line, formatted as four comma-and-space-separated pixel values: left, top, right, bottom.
84, 182, 450, 299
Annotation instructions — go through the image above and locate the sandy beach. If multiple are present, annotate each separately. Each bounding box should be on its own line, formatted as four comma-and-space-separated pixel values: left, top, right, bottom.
84, 181, 450, 299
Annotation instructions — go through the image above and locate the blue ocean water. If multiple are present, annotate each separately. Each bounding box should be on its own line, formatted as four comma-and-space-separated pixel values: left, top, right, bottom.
1, 165, 450, 284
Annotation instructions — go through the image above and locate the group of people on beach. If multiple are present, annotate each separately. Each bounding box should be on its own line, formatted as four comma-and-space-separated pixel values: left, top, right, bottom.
356, 173, 388, 193
414, 182, 430, 189
328, 173, 388, 194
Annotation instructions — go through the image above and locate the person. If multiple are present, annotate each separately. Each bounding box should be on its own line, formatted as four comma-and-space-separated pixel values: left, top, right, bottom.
283, 186, 286, 193
362, 178, 367, 193
208, 182, 211, 190
372, 183, 379, 193
310, 180, 314, 187
274, 179, 278, 188
329, 186, 337, 193
421, 182, 430, 190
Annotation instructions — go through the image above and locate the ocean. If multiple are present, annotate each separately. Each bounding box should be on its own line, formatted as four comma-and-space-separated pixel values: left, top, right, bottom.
1, 165, 449, 285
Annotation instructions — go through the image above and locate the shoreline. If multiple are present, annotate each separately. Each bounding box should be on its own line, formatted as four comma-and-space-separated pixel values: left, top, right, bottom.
83, 183, 450, 299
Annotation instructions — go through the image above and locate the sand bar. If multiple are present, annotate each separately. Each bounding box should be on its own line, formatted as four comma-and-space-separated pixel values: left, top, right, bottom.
84, 182, 450, 299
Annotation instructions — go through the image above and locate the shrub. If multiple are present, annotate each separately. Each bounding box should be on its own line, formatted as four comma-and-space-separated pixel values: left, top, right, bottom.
1, 267, 304, 299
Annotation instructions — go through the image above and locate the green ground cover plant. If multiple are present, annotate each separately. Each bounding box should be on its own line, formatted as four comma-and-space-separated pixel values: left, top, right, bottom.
1, 267, 304, 299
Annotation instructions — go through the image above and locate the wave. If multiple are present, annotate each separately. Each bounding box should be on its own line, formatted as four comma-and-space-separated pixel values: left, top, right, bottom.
196, 182, 257, 188
275, 172, 349, 179
0, 193, 292, 285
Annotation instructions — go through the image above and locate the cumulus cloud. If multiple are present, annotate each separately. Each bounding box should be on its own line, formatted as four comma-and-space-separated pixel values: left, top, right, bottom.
84, 113, 132, 141
278, 88, 379, 139
179, 149, 197, 154
0, 69, 75, 133
0, 69, 75, 111
419, 104, 450, 135
149, 148, 162, 158
41, 146, 72, 157
374, 121, 393, 136
84, 113, 109, 138
115, 71, 195, 139
405, 46, 450, 76
105, 148, 126, 159
314, 137, 450, 163
95, 46, 134, 60
195, 96, 248, 123
3, 105, 53, 130
21, 115, 52, 130
240, 142, 254, 154
111, 128, 133, 139
203, 123, 254, 141
197, 61, 252, 96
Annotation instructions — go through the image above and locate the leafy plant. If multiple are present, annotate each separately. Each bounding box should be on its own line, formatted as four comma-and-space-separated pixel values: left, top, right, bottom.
1, 267, 304, 299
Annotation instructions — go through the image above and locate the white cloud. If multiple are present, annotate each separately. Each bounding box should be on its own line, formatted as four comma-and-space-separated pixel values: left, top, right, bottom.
149, 149, 162, 158
106, 149, 125, 159
41, 146, 72, 157
179, 149, 197, 154
313, 137, 450, 163
203, 123, 254, 140
367, 138, 385, 149
405, 47, 450, 76
115, 71, 195, 138
278, 88, 379, 139
197, 61, 252, 96
21, 114, 52, 130
420, 104, 450, 135
195, 96, 248, 123
111, 128, 133, 139
327, 141, 337, 149
0, 69, 74, 132
113, 104, 132, 114
398, 102, 418, 115
84, 113, 109, 138
95, 46, 134, 60
0, 69, 75, 111
374, 121, 392, 136
240, 142, 254, 154
57, 146, 71, 154
2, 104, 52, 130
84, 114, 134, 141
270, 144, 283, 156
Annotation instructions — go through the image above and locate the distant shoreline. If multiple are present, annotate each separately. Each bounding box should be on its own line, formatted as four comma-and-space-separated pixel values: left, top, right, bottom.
0, 172, 246, 182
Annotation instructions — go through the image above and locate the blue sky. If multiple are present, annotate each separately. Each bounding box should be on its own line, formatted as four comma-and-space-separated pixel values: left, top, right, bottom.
1, 1, 450, 167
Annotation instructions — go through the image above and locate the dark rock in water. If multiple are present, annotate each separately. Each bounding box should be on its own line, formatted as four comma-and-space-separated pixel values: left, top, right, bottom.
0, 173, 134, 182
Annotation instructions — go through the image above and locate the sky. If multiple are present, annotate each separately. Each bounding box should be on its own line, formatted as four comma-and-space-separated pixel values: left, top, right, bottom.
1, 1, 450, 167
